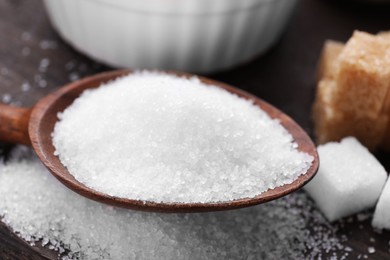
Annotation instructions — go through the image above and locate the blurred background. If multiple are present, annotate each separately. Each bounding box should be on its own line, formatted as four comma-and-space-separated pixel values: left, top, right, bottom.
0, 0, 390, 258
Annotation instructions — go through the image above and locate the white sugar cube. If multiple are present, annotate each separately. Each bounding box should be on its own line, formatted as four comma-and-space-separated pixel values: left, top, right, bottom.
372, 176, 390, 229
304, 137, 387, 222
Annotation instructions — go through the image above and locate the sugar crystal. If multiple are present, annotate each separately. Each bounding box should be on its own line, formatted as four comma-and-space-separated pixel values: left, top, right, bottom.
68, 72, 79, 82
21, 82, 31, 92
38, 79, 47, 88
2, 93, 11, 103
39, 58, 50, 71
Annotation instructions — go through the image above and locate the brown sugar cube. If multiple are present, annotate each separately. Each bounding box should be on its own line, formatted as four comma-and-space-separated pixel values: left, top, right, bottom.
378, 31, 390, 41
313, 80, 388, 150
334, 31, 390, 118
376, 31, 390, 149
380, 76, 390, 150
313, 79, 336, 113
314, 109, 388, 150
313, 80, 343, 143
342, 114, 388, 150
316, 40, 344, 81
316, 32, 390, 83
380, 86, 390, 150
313, 80, 354, 145
377, 31, 390, 149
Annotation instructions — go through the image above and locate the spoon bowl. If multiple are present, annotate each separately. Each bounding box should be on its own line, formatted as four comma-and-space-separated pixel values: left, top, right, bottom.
0, 70, 319, 213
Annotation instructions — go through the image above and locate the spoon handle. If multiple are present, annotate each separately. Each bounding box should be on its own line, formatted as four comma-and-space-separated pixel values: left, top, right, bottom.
0, 104, 31, 145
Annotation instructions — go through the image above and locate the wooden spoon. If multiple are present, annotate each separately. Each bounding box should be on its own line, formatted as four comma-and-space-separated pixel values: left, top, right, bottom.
0, 70, 319, 213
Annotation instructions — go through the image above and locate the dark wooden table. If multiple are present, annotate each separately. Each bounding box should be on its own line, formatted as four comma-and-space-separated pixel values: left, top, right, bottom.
1, 0, 390, 259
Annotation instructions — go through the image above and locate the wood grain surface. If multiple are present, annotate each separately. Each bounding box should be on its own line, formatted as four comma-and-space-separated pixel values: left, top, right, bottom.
0, 0, 390, 259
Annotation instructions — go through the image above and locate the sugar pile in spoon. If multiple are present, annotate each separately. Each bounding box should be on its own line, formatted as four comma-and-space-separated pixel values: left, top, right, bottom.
52, 71, 313, 203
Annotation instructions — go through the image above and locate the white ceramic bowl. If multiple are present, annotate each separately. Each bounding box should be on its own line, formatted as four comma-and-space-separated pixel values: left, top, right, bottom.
43, 0, 297, 73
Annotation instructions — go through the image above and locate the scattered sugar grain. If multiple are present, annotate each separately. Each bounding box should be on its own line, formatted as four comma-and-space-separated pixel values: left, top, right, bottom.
53, 72, 313, 203
345, 246, 353, 252
40, 40, 58, 50
357, 212, 371, 222
21, 31, 31, 41
0, 148, 347, 259
21, 82, 31, 92
2, 93, 11, 103
34, 74, 48, 88
368, 246, 376, 254
39, 58, 50, 72
38, 79, 47, 88
305, 137, 387, 221
68, 72, 80, 82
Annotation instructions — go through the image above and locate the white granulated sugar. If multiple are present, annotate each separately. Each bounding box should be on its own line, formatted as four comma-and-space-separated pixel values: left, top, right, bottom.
39, 58, 50, 72
0, 148, 346, 259
39, 40, 58, 50
21, 82, 31, 92
52, 72, 313, 203
68, 72, 79, 82
2, 93, 11, 103
372, 175, 390, 230
304, 137, 387, 222
38, 79, 47, 88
